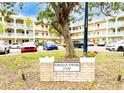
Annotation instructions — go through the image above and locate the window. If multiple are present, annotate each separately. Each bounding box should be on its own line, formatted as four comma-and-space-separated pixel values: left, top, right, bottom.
27, 31, 29, 34
22, 31, 24, 34
113, 29, 115, 32
73, 27, 75, 30
46, 25, 48, 28
118, 29, 120, 32
97, 24, 100, 27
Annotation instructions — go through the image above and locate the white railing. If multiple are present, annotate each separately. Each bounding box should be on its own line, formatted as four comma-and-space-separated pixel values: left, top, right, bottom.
108, 23, 116, 28
116, 22, 124, 27
95, 26, 106, 30
70, 29, 83, 33
35, 34, 59, 38
0, 33, 15, 38
16, 24, 25, 29
5, 22, 14, 27
35, 27, 49, 31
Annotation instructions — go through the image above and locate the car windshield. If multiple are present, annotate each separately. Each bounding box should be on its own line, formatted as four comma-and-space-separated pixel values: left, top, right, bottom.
116, 41, 124, 44
47, 42, 56, 45
0, 41, 4, 45
13, 43, 18, 45
22, 42, 36, 47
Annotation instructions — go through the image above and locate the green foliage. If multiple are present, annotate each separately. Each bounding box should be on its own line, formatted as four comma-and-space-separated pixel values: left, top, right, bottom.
57, 43, 66, 47
37, 3, 55, 24
24, 17, 33, 27
49, 24, 61, 37
37, 42, 44, 46
83, 51, 97, 57
0, 21, 7, 33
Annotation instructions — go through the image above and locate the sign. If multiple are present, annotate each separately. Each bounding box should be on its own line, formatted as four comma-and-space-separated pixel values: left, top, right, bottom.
54, 62, 80, 72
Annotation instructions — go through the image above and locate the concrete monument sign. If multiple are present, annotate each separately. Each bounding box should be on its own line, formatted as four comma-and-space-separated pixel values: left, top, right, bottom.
39, 56, 95, 82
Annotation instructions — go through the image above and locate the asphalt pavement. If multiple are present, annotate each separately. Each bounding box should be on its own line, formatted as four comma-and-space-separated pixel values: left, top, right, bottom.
0, 46, 116, 56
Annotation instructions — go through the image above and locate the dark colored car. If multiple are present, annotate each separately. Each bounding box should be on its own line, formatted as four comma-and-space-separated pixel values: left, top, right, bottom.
43, 42, 58, 50
21, 42, 37, 53
73, 41, 83, 48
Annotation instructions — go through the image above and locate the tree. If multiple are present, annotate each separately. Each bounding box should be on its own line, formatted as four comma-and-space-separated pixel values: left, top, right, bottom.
0, 21, 7, 40
24, 17, 33, 41
1, 2, 124, 58
24, 17, 33, 28
37, 2, 83, 58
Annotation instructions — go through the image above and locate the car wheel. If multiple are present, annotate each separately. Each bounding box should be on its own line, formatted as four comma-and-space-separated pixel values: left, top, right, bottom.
117, 46, 124, 52
7, 49, 10, 53
3, 49, 7, 54
45, 47, 48, 50
17, 46, 20, 49
81, 45, 83, 48
78, 46, 81, 48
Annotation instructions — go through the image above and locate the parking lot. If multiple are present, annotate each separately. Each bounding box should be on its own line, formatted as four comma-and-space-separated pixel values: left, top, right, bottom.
0, 46, 120, 56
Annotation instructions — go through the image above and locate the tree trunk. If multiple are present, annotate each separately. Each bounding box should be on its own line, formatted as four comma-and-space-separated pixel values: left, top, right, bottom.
64, 34, 76, 58
51, 20, 76, 58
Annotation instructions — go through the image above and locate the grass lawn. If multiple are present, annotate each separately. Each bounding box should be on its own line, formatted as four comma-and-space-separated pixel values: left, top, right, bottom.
0, 50, 124, 89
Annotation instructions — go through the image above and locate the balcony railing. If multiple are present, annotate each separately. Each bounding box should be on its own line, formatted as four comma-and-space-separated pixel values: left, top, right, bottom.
116, 22, 124, 27
35, 34, 59, 38
16, 24, 25, 29
5, 22, 14, 28
108, 23, 116, 28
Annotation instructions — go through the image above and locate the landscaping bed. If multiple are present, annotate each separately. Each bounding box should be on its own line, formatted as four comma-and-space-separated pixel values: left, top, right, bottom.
0, 50, 124, 89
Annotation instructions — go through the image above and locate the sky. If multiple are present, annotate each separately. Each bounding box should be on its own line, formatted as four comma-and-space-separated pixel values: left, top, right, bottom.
13, 2, 45, 17
11, 2, 105, 23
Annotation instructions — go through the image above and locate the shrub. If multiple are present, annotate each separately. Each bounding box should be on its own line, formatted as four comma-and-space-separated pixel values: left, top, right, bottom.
83, 51, 97, 57
57, 43, 66, 47
37, 42, 44, 46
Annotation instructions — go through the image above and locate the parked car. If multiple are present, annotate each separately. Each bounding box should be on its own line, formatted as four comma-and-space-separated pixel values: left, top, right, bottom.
97, 41, 106, 46
0, 41, 10, 54
73, 41, 94, 48
88, 41, 94, 46
21, 42, 37, 53
73, 41, 83, 48
106, 40, 124, 51
10, 42, 21, 49
43, 42, 58, 50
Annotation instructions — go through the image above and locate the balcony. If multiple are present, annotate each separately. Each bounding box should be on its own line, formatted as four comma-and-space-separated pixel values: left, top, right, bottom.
95, 26, 106, 30
108, 31, 124, 37
116, 22, 124, 27
108, 23, 116, 28
0, 33, 15, 38
16, 24, 25, 29
15, 33, 34, 38
35, 27, 49, 31
5, 22, 14, 28
35, 34, 59, 39
70, 29, 83, 33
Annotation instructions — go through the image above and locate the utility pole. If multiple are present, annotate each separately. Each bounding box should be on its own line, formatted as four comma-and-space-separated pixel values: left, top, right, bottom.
83, 2, 88, 54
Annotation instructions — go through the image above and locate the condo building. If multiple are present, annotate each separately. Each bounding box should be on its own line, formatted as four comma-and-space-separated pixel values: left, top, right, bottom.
0, 14, 60, 44
70, 14, 124, 45
0, 14, 124, 45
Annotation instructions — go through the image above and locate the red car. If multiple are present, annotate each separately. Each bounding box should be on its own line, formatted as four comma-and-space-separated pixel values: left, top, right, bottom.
21, 42, 37, 53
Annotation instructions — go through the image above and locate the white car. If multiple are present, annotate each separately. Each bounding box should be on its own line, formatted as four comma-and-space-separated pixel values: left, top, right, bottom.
97, 41, 106, 46
10, 43, 21, 49
0, 41, 10, 54
106, 40, 124, 51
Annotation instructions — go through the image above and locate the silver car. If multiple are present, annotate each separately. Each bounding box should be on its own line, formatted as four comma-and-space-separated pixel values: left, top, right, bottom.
106, 40, 124, 51
10, 43, 21, 49
0, 41, 10, 54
